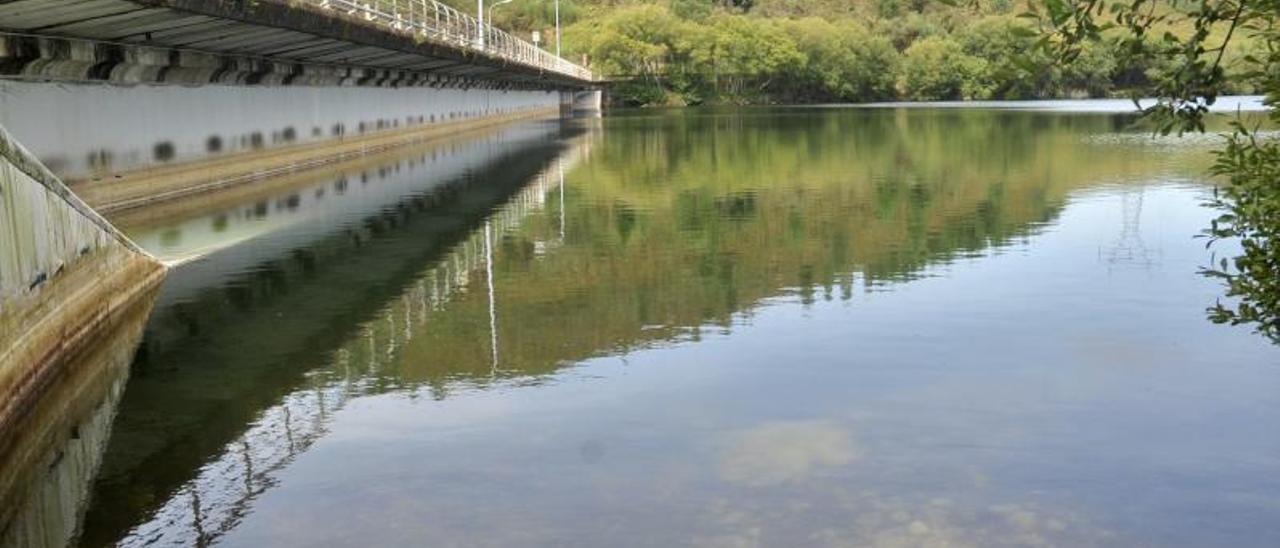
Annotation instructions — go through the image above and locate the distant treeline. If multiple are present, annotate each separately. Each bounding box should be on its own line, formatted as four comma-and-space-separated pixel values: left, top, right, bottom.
443, 0, 1263, 106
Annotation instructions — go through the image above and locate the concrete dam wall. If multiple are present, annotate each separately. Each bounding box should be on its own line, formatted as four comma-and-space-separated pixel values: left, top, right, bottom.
0, 80, 562, 180
0, 80, 585, 215
0, 120, 165, 537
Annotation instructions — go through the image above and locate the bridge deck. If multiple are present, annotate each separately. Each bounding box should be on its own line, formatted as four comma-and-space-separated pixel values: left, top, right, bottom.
0, 0, 594, 87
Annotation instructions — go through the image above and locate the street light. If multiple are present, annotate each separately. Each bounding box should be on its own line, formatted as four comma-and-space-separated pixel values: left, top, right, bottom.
487, 0, 513, 28
479, 0, 564, 60
476, 0, 485, 49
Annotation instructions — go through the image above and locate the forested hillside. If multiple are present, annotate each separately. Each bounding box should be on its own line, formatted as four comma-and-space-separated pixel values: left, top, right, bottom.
442, 0, 1262, 105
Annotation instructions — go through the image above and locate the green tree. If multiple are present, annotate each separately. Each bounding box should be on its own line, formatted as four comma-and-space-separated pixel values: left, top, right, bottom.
883, 10, 949, 50
783, 18, 899, 101
669, 0, 713, 19
689, 16, 804, 101
487, 0, 583, 34
1059, 40, 1119, 97
959, 15, 1051, 98
898, 36, 992, 100
565, 4, 691, 105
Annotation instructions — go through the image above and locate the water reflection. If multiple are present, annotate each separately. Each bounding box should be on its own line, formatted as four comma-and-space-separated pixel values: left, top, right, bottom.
66, 107, 1280, 547
717, 420, 857, 487
1101, 187, 1159, 272
76, 121, 589, 546
0, 291, 156, 548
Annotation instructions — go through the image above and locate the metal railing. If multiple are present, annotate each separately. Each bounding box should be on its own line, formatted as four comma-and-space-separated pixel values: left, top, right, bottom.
309, 0, 593, 81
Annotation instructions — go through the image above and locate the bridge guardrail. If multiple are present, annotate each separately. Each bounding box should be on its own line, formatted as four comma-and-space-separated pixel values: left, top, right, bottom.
311, 0, 593, 82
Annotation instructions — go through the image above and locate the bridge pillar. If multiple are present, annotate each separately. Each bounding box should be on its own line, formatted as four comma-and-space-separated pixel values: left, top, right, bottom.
560, 90, 602, 117
574, 90, 604, 115
559, 91, 574, 118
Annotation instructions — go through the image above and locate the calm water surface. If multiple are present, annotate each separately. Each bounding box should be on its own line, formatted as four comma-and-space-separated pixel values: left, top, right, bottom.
72, 105, 1280, 547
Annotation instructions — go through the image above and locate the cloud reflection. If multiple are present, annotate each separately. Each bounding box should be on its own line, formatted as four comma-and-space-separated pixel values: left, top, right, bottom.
718, 420, 857, 487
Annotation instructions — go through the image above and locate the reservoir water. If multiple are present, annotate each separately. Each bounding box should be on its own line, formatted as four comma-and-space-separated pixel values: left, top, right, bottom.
37, 104, 1280, 546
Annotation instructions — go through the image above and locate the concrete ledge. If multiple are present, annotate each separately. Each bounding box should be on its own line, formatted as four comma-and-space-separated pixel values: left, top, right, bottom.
0, 248, 165, 469
70, 105, 562, 214
107, 117, 552, 230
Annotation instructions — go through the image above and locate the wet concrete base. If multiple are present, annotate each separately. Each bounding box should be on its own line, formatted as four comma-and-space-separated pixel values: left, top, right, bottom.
67, 106, 562, 215
106, 116, 562, 232
0, 249, 165, 437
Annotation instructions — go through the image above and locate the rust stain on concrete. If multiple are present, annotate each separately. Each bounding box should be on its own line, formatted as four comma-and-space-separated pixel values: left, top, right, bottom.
0, 121, 167, 540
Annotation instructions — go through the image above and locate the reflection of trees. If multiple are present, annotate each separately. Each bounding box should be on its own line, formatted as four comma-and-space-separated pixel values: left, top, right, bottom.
437, 109, 1180, 362
313, 109, 1199, 388
187, 108, 1196, 388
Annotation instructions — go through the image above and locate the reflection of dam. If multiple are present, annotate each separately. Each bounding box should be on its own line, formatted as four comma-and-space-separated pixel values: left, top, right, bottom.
0, 293, 155, 548
76, 123, 592, 547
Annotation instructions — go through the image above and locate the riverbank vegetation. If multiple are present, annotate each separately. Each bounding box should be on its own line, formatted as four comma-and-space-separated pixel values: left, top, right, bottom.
452, 0, 1263, 106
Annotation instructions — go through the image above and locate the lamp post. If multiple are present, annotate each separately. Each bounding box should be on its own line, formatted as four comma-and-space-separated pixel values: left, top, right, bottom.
476, 0, 485, 49
479, 0, 563, 60
488, 0, 513, 28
